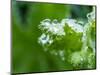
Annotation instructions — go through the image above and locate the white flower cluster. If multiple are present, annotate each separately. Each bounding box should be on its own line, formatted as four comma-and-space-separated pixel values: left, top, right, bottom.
39, 19, 65, 36
38, 7, 96, 69
38, 33, 53, 46
70, 7, 96, 68
62, 19, 84, 33
38, 18, 84, 51
38, 18, 84, 47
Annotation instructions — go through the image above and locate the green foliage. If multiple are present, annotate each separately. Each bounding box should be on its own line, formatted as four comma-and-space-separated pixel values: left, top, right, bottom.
38, 7, 96, 70
12, 1, 96, 73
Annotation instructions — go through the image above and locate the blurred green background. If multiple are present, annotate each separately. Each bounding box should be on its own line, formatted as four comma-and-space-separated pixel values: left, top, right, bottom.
12, 0, 93, 74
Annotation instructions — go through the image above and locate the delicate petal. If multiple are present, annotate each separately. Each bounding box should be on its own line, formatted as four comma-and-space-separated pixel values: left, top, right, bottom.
62, 19, 83, 33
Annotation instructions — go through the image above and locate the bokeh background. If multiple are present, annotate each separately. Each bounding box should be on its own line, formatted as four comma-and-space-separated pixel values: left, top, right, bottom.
12, 0, 94, 74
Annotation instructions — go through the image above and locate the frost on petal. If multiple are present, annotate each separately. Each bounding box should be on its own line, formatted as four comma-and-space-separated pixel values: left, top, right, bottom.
62, 19, 84, 33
